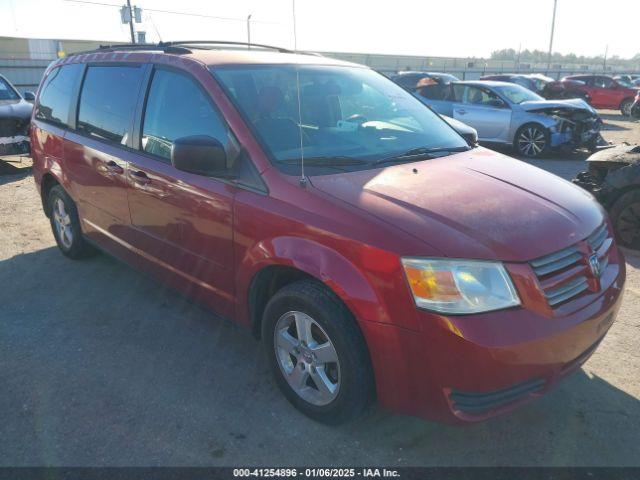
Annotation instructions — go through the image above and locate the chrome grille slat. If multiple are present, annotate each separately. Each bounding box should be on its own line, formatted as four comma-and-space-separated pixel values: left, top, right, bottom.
529, 224, 612, 308
546, 276, 589, 306
532, 251, 582, 276
587, 224, 608, 251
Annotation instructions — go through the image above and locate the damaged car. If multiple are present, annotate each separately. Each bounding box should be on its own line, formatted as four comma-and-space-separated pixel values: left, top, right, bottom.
573, 144, 640, 249
0, 74, 33, 157
480, 73, 590, 102
414, 80, 603, 158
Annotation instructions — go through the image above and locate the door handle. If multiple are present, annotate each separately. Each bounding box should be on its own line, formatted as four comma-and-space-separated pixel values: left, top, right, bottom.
130, 170, 151, 185
455, 108, 467, 115
97, 160, 124, 175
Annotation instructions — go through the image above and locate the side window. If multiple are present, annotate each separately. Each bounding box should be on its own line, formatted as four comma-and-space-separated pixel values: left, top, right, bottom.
581, 77, 595, 86
77, 65, 143, 144
141, 68, 228, 161
451, 84, 466, 102
463, 86, 502, 106
595, 77, 613, 89
34, 63, 83, 127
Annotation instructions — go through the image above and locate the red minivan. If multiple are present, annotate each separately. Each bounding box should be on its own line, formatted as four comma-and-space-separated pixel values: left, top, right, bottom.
31, 43, 625, 425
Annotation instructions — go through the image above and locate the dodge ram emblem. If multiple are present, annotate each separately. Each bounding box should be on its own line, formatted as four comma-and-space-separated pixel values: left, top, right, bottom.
588, 253, 601, 277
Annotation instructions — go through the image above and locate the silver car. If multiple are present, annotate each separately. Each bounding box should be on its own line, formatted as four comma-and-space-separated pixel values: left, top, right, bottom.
411, 80, 602, 158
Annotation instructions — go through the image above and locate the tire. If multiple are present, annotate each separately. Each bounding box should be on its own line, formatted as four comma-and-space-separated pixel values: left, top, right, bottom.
48, 185, 97, 259
610, 189, 640, 250
514, 123, 550, 158
262, 279, 375, 425
620, 98, 634, 117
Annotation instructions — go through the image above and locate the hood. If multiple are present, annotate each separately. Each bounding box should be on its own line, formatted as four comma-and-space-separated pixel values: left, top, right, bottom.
520, 98, 595, 114
587, 143, 640, 165
310, 148, 604, 262
0, 99, 33, 120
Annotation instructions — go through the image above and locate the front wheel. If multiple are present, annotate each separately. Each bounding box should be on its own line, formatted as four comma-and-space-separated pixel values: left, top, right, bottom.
514, 123, 550, 158
610, 189, 640, 249
262, 280, 375, 425
621, 99, 634, 117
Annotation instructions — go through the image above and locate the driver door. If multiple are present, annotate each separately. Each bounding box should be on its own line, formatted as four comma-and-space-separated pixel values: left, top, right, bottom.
453, 85, 511, 142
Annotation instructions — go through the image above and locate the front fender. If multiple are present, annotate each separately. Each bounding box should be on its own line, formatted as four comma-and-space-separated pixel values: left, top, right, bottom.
235, 236, 404, 330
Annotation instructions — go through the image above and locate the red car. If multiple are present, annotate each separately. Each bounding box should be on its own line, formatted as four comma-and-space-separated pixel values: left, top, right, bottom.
562, 74, 638, 115
31, 42, 625, 425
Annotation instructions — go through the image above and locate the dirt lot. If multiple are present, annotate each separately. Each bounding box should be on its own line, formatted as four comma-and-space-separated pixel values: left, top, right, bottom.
1, 112, 639, 467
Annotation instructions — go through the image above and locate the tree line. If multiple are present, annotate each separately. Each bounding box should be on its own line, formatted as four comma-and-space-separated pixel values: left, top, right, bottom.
490, 48, 640, 67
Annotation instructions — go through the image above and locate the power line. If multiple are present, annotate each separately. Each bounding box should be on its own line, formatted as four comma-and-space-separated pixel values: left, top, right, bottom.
63, 0, 279, 24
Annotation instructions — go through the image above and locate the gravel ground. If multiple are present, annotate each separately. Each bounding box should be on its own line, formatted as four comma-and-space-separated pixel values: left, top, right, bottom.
0, 112, 639, 467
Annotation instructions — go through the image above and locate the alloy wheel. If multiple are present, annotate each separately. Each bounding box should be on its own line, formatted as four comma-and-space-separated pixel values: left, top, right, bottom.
53, 197, 73, 249
517, 126, 547, 157
622, 101, 633, 117
273, 311, 340, 406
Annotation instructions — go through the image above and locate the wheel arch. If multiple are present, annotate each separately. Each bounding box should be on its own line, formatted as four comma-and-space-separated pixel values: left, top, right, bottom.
40, 172, 61, 217
238, 237, 387, 340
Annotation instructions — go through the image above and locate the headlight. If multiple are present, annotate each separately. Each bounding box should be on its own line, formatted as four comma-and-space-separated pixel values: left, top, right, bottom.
401, 258, 520, 314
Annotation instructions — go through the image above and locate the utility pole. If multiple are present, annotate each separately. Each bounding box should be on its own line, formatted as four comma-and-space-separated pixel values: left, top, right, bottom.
247, 14, 252, 49
603, 45, 608, 72
126, 0, 135, 43
546, 0, 558, 71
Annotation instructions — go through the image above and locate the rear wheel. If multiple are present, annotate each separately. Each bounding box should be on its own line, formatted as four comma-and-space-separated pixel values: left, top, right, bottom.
610, 189, 640, 249
621, 98, 634, 117
262, 280, 374, 424
48, 185, 97, 259
514, 123, 549, 158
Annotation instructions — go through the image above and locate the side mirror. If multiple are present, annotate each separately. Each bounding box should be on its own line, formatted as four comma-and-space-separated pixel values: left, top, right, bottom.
23, 91, 36, 101
171, 135, 228, 176
488, 98, 505, 108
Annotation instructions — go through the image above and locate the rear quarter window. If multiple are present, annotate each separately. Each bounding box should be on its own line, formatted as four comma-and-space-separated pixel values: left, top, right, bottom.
77, 65, 144, 144
35, 63, 83, 127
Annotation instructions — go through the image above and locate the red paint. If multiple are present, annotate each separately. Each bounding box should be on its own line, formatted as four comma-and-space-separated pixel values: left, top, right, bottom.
32, 49, 626, 424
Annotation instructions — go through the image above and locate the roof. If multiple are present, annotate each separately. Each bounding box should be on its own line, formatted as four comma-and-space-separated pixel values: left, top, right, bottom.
187, 49, 362, 68
456, 80, 517, 87
63, 42, 364, 68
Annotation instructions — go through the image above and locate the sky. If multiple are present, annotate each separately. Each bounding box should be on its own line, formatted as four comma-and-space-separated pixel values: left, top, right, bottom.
1, 0, 637, 59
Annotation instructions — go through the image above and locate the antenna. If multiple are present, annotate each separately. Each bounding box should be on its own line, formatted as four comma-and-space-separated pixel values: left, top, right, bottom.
295, 66, 306, 187
147, 13, 163, 43
292, 0, 298, 51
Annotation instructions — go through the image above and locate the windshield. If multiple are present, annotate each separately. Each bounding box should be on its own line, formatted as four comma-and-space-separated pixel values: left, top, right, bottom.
213, 65, 468, 174
495, 84, 544, 104
0, 77, 20, 101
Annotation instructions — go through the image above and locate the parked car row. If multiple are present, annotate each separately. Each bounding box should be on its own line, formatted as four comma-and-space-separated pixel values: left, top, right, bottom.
393, 72, 603, 158
30, 42, 625, 426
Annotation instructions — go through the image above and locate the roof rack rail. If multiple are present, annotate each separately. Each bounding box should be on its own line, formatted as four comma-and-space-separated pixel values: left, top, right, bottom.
158, 40, 293, 53
65, 40, 308, 58
67, 43, 192, 57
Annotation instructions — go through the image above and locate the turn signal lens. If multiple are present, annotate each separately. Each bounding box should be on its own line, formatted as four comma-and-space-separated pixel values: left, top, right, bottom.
401, 258, 520, 314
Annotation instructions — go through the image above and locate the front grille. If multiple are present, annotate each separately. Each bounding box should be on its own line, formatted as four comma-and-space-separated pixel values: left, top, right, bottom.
450, 379, 546, 414
529, 224, 612, 308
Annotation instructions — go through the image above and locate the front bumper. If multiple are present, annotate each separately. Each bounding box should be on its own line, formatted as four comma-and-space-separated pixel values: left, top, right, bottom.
549, 117, 603, 150
0, 136, 30, 156
360, 249, 625, 424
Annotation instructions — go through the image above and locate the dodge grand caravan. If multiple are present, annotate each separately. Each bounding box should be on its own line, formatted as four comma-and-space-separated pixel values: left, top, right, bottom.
30, 42, 626, 425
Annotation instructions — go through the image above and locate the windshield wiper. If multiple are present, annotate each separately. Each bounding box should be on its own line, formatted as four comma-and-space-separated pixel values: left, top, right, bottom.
372, 146, 471, 166
279, 156, 369, 166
